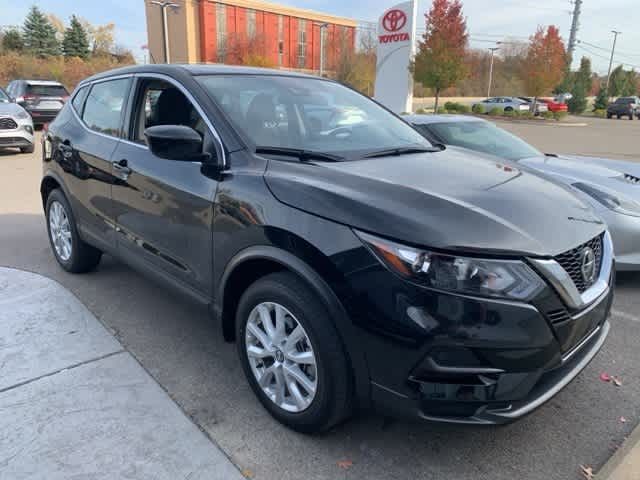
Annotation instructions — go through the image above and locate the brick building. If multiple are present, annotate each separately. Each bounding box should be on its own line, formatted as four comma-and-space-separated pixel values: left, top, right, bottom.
144, 0, 357, 71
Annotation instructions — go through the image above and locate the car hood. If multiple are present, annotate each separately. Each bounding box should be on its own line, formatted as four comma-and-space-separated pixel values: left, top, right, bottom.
0, 102, 26, 117
265, 147, 604, 257
520, 154, 640, 199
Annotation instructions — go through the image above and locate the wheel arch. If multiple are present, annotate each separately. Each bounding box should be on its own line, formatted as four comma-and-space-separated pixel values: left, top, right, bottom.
40, 171, 70, 210
214, 245, 371, 407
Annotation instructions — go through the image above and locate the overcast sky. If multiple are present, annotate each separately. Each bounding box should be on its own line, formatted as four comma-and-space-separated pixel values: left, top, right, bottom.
2, 0, 639, 73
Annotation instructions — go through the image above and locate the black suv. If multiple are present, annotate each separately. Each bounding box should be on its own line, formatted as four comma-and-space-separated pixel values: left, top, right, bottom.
41, 65, 613, 433
607, 96, 640, 120
6, 79, 69, 125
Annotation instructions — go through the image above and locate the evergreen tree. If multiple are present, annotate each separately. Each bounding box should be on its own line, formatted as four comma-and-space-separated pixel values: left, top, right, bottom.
567, 57, 591, 114
608, 65, 626, 97
621, 70, 638, 97
2, 29, 24, 52
22, 6, 60, 57
593, 85, 609, 110
62, 15, 90, 59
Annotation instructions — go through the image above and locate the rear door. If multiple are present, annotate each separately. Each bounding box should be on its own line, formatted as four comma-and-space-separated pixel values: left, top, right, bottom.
109, 75, 220, 295
57, 77, 132, 251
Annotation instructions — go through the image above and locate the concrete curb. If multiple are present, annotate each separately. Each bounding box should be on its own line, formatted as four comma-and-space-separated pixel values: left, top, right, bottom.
597, 421, 640, 479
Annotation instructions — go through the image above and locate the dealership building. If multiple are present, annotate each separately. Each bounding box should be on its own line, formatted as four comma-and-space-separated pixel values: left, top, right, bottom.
144, 0, 357, 70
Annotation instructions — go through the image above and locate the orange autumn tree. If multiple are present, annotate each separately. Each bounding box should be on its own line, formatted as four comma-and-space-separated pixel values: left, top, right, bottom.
522, 26, 566, 107
412, 0, 469, 112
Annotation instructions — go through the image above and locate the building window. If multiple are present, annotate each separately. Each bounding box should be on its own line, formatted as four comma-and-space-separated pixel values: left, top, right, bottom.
247, 9, 256, 39
298, 19, 306, 68
216, 3, 226, 62
277, 15, 284, 66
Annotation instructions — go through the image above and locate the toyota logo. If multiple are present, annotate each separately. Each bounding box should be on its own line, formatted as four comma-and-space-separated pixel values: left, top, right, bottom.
382, 9, 407, 32
580, 247, 597, 285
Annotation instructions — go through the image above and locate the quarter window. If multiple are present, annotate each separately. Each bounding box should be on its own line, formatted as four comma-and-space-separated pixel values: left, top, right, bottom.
82, 78, 131, 137
71, 86, 89, 115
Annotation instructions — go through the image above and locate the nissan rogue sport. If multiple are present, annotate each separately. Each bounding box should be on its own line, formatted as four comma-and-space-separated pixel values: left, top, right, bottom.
41, 65, 613, 433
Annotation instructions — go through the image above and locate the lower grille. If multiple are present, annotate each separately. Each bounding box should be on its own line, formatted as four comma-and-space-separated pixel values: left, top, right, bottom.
0, 137, 28, 145
554, 235, 603, 293
0, 117, 18, 130
547, 308, 571, 325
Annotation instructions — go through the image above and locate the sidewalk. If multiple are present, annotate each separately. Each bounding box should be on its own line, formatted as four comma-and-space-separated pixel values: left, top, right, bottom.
0, 267, 244, 480
597, 422, 640, 480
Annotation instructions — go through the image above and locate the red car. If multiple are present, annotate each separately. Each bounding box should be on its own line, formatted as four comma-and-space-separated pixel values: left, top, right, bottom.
539, 98, 568, 112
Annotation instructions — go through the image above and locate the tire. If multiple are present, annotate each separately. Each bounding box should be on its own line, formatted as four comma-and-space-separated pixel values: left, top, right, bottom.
504, 107, 513, 112
236, 271, 352, 433
20, 144, 35, 154
629, 113, 634, 120
617, 114, 622, 119
607, 112, 613, 119
45, 189, 102, 273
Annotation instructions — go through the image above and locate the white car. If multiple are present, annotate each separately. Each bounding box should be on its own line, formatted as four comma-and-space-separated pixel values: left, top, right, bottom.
473, 96, 530, 113
0, 87, 34, 153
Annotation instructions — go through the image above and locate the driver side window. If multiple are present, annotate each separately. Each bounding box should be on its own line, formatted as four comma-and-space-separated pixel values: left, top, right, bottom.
133, 79, 206, 144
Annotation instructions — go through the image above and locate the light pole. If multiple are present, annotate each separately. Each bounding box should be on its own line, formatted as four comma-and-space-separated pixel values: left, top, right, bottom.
317, 23, 329, 77
150, 1, 180, 64
487, 46, 500, 98
606, 30, 622, 94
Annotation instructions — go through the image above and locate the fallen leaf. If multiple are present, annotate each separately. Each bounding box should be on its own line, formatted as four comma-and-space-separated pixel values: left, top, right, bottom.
612, 376, 623, 387
580, 464, 594, 480
620, 417, 627, 423
600, 372, 611, 382
241, 468, 254, 478
337, 459, 353, 470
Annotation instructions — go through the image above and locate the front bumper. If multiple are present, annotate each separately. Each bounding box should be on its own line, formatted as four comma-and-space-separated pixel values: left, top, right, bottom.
599, 209, 640, 271
0, 129, 34, 148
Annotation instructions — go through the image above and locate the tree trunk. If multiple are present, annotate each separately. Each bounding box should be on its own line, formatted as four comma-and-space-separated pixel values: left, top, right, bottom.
434, 88, 441, 113
532, 96, 538, 115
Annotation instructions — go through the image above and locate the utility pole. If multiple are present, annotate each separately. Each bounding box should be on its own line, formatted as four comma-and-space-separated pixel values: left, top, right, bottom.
150, 1, 180, 64
567, 0, 583, 66
487, 47, 500, 98
606, 30, 622, 93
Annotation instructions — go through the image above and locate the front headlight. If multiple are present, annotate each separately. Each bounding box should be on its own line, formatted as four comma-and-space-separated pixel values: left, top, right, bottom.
573, 182, 640, 217
15, 111, 29, 119
356, 231, 546, 301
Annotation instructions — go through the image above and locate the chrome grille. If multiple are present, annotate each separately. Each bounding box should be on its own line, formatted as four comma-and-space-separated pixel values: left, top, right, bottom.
0, 117, 18, 130
554, 235, 603, 294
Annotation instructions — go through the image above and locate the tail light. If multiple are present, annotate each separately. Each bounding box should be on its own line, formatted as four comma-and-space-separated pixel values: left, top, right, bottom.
23, 95, 38, 105
62, 95, 70, 103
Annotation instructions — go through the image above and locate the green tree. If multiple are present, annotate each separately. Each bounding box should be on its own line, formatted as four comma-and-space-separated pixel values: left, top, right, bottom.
22, 6, 60, 57
62, 15, 90, 59
412, 0, 469, 112
567, 57, 591, 114
608, 65, 626, 97
621, 69, 638, 96
593, 85, 609, 110
2, 29, 24, 52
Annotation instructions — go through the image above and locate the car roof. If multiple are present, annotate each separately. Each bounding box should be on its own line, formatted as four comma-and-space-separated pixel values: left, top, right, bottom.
403, 114, 489, 125
79, 63, 321, 86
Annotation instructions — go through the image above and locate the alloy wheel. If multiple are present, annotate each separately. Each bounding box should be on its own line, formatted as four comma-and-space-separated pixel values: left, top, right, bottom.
49, 201, 72, 261
245, 302, 318, 413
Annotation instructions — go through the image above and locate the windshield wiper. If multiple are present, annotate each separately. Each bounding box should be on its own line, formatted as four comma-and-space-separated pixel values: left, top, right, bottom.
255, 146, 342, 162
363, 146, 442, 159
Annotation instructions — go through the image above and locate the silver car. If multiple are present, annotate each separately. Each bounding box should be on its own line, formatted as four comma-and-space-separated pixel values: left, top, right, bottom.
472, 96, 530, 113
407, 114, 640, 271
0, 87, 34, 153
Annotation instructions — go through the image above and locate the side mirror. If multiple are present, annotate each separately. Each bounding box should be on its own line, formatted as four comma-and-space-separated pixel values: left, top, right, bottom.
144, 125, 210, 162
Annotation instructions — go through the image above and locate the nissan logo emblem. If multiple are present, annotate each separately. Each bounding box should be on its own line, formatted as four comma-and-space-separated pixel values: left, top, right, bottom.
382, 9, 407, 32
580, 247, 597, 284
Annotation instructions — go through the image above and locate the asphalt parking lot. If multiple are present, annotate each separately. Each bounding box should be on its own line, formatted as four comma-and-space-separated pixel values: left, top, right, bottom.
1, 117, 639, 480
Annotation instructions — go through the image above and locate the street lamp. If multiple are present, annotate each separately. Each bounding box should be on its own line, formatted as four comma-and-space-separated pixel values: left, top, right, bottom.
487, 46, 500, 98
316, 22, 329, 77
150, 1, 180, 64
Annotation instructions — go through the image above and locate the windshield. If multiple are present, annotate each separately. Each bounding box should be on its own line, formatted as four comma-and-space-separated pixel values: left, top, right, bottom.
196, 75, 431, 158
0, 89, 9, 103
26, 84, 69, 97
420, 121, 542, 161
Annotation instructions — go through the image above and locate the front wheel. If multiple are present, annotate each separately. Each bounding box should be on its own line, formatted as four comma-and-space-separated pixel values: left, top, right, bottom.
236, 272, 352, 433
607, 112, 613, 119
46, 189, 102, 273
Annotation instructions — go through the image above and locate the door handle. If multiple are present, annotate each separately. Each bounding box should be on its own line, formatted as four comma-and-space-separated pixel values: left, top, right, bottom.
112, 159, 132, 179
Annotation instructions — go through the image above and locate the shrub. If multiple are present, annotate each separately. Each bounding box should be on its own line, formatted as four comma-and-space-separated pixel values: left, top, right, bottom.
593, 109, 607, 118
436, 106, 448, 114
520, 111, 535, 119
456, 104, 471, 114
553, 111, 568, 121
472, 103, 485, 114
444, 101, 456, 111
415, 108, 427, 114
542, 111, 554, 120
488, 107, 503, 116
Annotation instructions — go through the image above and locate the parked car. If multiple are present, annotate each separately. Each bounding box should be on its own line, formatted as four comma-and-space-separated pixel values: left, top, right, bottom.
0, 86, 34, 153
606, 96, 640, 120
42, 65, 612, 432
6, 79, 69, 126
538, 98, 569, 113
407, 113, 640, 271
472, 96, 530, 113
517, 97, 549, 115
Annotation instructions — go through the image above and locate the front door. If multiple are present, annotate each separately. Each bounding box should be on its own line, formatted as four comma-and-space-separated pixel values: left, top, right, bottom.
110, 76, 220, 295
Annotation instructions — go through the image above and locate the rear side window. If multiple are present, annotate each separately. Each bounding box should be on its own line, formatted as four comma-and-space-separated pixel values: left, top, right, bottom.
82, 78, 131, 137
71, 86, 89, 115
616, 97, 633, 104
26, 84, 69, 97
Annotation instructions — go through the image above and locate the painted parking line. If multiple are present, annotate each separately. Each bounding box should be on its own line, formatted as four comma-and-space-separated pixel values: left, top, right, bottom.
611, 309, 640, 324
